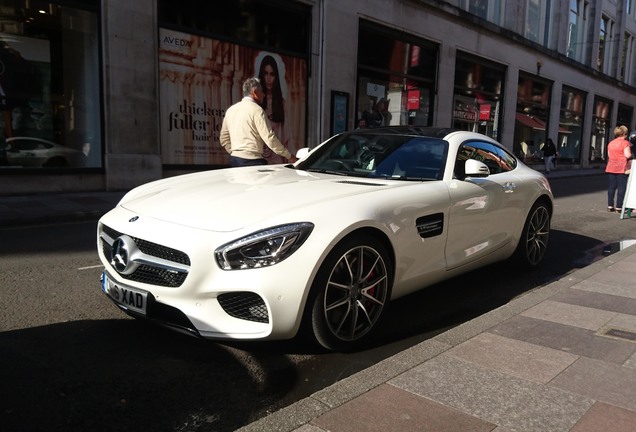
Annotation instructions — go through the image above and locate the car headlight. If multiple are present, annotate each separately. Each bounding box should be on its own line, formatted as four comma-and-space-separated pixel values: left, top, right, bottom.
215, 222, 314, 270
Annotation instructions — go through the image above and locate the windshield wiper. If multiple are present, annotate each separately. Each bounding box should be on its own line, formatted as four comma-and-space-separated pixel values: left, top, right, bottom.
305, 168, 349, 176
371, 173, 436, 181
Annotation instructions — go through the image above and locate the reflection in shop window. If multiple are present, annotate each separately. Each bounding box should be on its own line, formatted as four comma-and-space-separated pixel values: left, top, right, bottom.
558, 86, 585, 164
0, 2, 100, 170
357, 75, 433, 130
357, 21, 437, 130
590, 96, 612, 162
514, 75, 551, 164
513, 76, 552, 163
453, 54, 505, 141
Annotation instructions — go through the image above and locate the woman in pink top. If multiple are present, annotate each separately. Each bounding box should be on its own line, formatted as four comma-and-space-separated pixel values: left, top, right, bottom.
605, 125, 632, 213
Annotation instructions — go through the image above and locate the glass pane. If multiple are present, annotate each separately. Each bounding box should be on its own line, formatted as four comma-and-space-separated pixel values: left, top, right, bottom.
0, 2, 100, 170
514, 75, 551, 163
469, 0, 488, 19
617, 103, 633, 130
357, 73, 433, 128
453, 55, 505, 140
590, 97, 612, 162
159, 30, 307, 165
357, 23, 437, 129
558, 86, 585, 164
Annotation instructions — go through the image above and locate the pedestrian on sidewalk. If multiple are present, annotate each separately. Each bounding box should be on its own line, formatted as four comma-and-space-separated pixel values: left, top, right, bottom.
543, 138, 557, 174
220, 77, 297, 167
605, 125, 632, 213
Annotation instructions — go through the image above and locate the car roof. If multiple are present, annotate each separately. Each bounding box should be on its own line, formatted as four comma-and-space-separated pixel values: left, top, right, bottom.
350, 126, 459, 139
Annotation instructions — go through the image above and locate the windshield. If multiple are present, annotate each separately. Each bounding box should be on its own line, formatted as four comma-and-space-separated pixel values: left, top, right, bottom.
297, 132, 448, 181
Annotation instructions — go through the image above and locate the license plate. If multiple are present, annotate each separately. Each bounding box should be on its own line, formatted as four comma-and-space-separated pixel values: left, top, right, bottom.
102, 272, 147, 315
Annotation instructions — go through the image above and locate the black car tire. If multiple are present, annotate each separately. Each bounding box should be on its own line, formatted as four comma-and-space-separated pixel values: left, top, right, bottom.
308, 234, 392, 351
513, 200, 551, 269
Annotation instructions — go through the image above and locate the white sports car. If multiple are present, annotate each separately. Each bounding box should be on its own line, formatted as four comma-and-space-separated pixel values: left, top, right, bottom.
97, 127, 552, 351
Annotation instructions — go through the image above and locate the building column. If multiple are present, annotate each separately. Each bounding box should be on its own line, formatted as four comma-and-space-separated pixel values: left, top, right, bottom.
102, 0, 162, 191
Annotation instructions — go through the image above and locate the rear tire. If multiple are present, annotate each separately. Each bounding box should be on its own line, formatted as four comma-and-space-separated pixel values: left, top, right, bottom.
513, 201, 550, 269
307, 235, 392, 352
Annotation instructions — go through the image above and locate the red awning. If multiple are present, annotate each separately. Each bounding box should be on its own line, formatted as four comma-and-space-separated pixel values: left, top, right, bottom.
516, 113, 571, 133
515, 113, 545, 131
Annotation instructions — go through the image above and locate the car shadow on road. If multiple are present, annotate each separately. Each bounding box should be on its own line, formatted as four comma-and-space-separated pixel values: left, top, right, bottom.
371, 228, 610, 350
0, 319, 304, 432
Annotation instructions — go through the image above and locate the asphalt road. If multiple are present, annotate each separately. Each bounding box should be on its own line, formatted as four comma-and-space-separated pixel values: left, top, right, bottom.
1, 174, 634, 432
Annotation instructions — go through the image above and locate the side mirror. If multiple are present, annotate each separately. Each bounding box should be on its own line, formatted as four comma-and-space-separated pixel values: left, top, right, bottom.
464, 159, 490, 178
296, 147, 311, 160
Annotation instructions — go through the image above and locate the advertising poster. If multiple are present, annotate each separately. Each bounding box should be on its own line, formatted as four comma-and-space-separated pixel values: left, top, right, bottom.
159, 28, 307, 165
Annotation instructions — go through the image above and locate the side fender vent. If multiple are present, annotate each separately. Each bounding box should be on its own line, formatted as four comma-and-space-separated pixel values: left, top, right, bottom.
416, 213, 444, 238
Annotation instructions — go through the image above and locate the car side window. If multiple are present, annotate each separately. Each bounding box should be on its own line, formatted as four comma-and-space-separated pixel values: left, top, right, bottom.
455, 141, 516, 178
374, 138, 446, 180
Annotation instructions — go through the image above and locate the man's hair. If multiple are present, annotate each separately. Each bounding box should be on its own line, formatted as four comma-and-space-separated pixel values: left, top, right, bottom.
243, 77, 261, 97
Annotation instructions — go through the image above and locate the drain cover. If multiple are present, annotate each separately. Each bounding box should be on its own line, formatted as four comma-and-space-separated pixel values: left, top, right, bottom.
600, 328, 636, 342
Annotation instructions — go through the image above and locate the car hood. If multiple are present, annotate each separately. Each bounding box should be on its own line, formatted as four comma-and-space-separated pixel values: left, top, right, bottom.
119, 165, 397, 231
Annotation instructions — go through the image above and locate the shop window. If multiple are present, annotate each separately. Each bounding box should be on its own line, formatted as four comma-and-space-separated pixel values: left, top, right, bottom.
590, 96, 612, 162
513, 74, 552, 163
558, 86, 585, 164
617, 103, 634, 131
453, 53, 505, 141
157, 0, 310, 166
356, 21, 437, 129
0, 1, 100, 170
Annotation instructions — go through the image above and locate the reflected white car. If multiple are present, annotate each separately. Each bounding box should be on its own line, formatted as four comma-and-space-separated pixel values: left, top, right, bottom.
5, 136, 83, 167
97, 127, 553, 351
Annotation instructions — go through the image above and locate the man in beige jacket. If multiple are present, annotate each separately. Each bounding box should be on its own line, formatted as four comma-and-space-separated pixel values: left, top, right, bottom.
220, 77, 297, 167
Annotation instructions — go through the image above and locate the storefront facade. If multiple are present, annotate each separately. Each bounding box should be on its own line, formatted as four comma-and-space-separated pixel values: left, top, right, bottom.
2, 0, 636, 195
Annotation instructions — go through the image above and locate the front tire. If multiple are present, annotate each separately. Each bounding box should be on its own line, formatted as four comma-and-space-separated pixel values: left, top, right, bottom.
514, 200, 550, 268
308, 235, 392, 351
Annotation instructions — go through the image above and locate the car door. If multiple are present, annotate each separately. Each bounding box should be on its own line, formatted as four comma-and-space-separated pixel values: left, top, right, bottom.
445, 140, 525, 270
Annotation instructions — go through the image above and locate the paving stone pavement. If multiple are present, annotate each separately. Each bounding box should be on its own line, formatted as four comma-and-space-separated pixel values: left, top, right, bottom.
238, 243, 636, 431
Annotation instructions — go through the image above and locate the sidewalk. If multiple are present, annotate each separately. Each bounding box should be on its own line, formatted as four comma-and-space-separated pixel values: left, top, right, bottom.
2, 167, 635, 432
240, 240, 636, 431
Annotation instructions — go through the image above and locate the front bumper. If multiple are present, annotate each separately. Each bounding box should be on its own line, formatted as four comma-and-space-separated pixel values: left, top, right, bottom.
97, 207, 317, 341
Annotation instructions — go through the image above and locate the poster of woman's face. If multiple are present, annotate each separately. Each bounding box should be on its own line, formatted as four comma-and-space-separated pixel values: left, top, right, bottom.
159, 28, 306, 165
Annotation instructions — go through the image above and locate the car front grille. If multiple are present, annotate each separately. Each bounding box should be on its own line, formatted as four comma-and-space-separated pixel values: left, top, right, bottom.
218, 292, 269, 323
101, 224, 190, 287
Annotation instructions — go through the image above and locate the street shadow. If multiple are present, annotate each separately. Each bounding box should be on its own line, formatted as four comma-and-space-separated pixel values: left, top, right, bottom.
0, 220, 98, 256
370, 228, 608, 349
548, 173, 606, 198
0, 319, 301, 432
